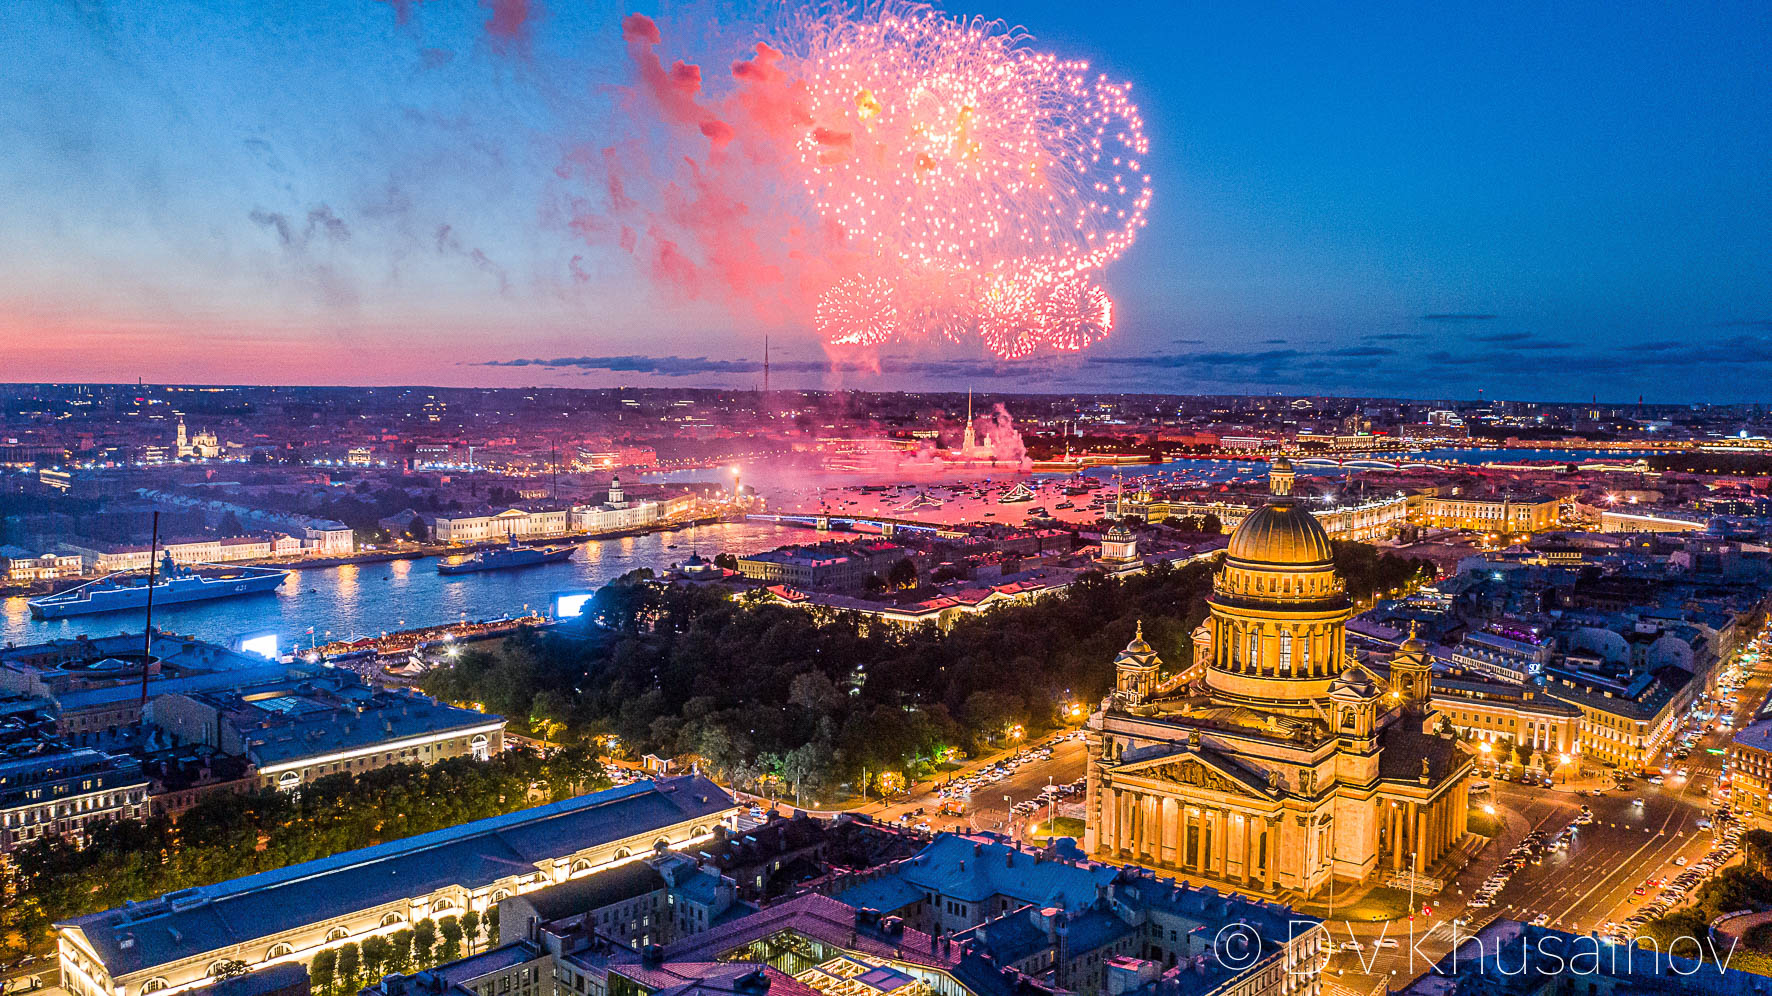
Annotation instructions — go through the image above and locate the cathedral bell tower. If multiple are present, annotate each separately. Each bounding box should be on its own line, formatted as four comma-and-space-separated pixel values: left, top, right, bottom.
1389, 622, 1435, 718
1114, 621, 1161, 704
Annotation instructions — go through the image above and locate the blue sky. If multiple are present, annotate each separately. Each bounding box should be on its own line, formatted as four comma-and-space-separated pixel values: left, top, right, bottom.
2, 0, 1768, 400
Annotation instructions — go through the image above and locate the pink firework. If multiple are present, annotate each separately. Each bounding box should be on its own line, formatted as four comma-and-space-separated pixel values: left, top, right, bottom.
793, 5, 1149, 355
596, 4, 1151, 359
1037, 276, 1113, 351
817, 275, 901, 346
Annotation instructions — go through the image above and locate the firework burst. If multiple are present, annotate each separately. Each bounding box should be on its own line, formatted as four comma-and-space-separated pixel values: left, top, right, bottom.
598, 3, 1152, 359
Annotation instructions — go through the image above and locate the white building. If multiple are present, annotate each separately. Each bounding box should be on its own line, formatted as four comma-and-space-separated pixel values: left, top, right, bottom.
433, 507, 571, 545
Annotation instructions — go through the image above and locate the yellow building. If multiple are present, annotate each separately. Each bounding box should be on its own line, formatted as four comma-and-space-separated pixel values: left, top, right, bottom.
1539, 666, 1687, 772
1429, 668, 1584, 760
1730, 717, 1772, 830
1413, 493, 1562, 534
1084, 462, 1473, 898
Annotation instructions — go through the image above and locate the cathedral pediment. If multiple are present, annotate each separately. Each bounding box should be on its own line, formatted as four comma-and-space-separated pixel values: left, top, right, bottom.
1110, 743, 1278, 799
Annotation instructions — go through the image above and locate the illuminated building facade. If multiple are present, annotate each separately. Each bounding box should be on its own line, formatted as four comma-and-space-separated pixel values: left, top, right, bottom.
1084, 461, 1473, 896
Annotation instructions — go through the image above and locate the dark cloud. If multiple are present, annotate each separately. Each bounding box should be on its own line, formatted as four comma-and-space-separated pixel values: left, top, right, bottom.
434, 224, 508, 293
1463, 330, 1567, 350
1364, 332, 1419, 341
248, 204, 349, 248
1327, 345, 1396, 357
1421, 313, 1497, 322
1169, 337, 1205, 345
1717, 319, 1772, 330
1087, 348, 1302, 369
305, 205, 349, 242
248, 208, 295, 247
1261, 337, 1288, 344
480, 354, 1075, 381
1414, 334, 1772, 378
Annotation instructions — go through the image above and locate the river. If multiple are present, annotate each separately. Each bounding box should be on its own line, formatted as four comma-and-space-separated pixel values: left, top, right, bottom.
0, 521, 826, 650
3, 445, 1653, 651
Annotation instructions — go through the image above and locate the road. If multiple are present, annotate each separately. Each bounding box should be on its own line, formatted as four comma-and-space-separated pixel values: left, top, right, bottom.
735, 733, 1091, 835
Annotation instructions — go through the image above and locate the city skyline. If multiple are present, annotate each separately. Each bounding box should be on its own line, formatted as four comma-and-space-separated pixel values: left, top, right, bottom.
3, 1, 1768, 399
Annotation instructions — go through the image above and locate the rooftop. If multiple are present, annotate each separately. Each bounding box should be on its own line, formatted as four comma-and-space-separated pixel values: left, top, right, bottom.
59, 776, 737, 979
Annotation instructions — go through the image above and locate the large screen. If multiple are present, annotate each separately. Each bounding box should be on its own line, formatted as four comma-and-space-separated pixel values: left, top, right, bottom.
554, 592, 595, 619
237, 633, 280, 660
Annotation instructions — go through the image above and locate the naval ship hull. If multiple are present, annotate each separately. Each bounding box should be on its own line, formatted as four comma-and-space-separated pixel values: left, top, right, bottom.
27, 566, 289, 619
436, 545, 576, 575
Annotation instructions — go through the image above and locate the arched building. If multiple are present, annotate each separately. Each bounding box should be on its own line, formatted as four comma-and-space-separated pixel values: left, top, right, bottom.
1084, 462, 1473, 898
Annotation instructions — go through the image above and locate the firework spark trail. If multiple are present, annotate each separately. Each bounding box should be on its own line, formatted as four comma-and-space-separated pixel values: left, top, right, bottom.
583, 4, 1151, 358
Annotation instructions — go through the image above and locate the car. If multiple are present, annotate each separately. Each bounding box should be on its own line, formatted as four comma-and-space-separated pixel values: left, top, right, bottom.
1531, 913, 1551, 926
1697, 819, 1713, 830
1340, 941, 1364, 952
1633, 798, 1645, 807
1373, 939, 1400, 950
1633, 886, 1646, 896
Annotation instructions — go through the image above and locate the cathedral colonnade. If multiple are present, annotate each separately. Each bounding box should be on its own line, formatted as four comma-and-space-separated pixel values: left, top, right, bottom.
1378, 778, 1469, 873
1095, 782, 1281, 892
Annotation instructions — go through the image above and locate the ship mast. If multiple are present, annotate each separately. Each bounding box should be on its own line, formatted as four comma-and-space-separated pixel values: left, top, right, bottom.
138, 511, 159, 711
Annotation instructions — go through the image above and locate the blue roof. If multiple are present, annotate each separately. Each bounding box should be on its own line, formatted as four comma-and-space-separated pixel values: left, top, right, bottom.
834, 875, 927, 914
61, 776, 736, 978
888, 834, 1117, 909
55, 662, 315, 713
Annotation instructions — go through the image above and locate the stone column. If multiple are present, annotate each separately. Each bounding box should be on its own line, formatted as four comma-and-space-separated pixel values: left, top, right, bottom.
1389, 806, 1402, 870
1240, 814, 1253, 885
1162, 796, 1179, 867
1118, 790, 1132, 855
1414, 806, 1427, 870
1137, 792, 1149, 859
1100, 786, 1116, 855
1262, 818, 1275, 892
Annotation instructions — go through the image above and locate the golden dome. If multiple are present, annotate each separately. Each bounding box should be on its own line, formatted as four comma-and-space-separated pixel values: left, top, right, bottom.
1225, 499, 1334, 567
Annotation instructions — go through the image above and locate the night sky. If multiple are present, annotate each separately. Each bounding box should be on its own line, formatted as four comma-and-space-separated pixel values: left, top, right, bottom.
3, 1, 1768, 400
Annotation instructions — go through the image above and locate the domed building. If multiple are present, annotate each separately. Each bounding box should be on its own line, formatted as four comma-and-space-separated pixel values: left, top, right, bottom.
1083, 460, 1473, 899
1099, 522, 1140, 565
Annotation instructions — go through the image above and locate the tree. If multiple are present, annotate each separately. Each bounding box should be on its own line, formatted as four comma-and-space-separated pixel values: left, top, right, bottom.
309, 948, 338, 996
412, 919, 436, 968
388, 929, 414, 974
460, 910, 483, 954
360, 935, 390, 983
787, 672, 843, 714
714, 552, 738, 570
1744, 830, 1772, 876
217, 511, 246, 537
407, 515, 429, 543
438, 915, 463, 964
485, 907, 501, 947
1200, 513, 1223, 535
336, 943, 361, 990
211, 959, 250, 981
887, 558, 918, 590
864, 573, 887, 594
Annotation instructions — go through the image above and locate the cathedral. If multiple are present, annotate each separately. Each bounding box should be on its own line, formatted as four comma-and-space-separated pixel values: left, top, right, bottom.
1083, 456, 1473, 899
